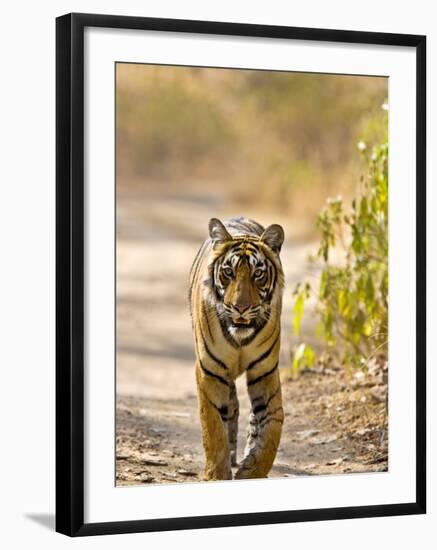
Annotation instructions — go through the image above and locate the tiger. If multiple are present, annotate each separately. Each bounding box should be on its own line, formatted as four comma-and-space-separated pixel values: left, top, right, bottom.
189, 216, 285, 481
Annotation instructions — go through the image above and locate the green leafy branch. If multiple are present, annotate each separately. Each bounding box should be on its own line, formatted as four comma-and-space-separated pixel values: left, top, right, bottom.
292, 137, 388, 373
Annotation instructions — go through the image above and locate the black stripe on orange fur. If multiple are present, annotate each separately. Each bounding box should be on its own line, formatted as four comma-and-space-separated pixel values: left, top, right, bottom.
199, 361, 229, 386
247, 361, 279, 386
247, 334, 280, 371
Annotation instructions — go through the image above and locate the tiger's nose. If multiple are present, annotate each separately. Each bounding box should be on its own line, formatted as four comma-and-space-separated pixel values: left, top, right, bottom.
235, 304, 249, 314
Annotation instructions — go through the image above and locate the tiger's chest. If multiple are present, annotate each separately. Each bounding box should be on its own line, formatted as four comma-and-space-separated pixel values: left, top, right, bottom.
239, 323, 279, 375
207, 316, 279, 381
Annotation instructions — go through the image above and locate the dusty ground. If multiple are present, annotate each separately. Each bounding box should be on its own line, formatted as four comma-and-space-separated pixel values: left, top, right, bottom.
116, 366, 388, 485
116, 187, 388, 486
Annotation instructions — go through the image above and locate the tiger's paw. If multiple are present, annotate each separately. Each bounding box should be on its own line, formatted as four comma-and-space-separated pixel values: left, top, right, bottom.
203, 465, 232, 481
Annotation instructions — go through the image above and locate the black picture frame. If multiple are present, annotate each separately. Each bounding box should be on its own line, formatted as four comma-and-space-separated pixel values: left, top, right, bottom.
56, 12, 426, 537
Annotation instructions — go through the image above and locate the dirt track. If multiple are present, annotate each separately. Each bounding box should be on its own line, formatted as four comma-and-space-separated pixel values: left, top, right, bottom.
116, 188, 387, 485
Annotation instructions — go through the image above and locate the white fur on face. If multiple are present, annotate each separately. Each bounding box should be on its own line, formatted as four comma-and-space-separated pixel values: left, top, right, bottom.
228, 325, 255, 341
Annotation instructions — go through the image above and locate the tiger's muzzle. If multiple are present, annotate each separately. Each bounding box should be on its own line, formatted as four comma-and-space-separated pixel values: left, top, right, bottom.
224, 302, 262, 327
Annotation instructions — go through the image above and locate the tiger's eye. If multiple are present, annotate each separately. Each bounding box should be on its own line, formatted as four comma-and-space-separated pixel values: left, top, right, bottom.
254, 268, 264, 278
223, 267, 233, 277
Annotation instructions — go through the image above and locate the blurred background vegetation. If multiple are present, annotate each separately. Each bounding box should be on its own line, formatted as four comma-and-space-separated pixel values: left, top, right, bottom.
116, 64, 387, 237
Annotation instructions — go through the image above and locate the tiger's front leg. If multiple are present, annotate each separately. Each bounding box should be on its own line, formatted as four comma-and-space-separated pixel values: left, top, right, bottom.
235, 367, 284, 479
195, 363, 232, 480
228, 382, 239, 467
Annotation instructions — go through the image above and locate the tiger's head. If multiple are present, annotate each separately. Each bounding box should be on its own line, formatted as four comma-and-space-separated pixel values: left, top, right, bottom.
206, 218, 285, 343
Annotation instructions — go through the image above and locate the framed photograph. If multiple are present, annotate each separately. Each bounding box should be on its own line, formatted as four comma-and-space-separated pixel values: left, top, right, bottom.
56, 13, 426, 536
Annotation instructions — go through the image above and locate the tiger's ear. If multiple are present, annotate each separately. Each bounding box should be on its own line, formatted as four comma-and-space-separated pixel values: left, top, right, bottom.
260, 224, 284, 253
208, 218, 232, 244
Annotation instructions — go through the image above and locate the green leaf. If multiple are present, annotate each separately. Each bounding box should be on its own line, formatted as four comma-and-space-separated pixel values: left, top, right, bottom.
292, 343, 315, 373
292, 291, 305, 336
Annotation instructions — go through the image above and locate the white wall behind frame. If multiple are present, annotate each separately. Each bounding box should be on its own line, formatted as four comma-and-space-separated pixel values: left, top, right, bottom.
0, 1, 433, 549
